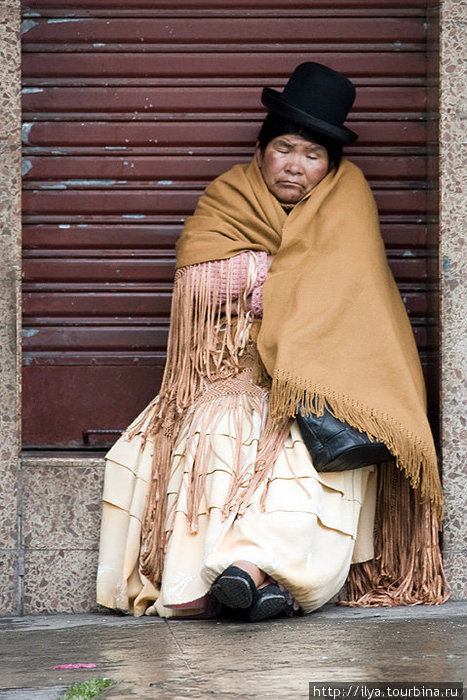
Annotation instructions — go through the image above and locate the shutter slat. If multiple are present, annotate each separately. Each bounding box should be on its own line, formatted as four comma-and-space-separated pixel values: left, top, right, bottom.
22, 120, 428, 149
23, 52, 426, 79
23, 0, 427, 10
22, 17, 426, 44
22, 223, 430, 250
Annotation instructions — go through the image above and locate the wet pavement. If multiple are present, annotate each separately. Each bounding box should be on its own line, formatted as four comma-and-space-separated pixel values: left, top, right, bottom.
0, 602, 465, 699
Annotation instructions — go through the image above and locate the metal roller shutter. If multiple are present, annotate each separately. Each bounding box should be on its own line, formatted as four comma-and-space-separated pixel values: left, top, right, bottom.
21, 0, 437, 447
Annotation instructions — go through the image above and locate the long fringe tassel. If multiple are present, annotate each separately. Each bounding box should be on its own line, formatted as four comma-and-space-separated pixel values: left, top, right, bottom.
184, 388, 265, 534
139, 426, 174, 583
222, 411, 291, 517
340, 463, 449, 606
138, 254, 259, 585
269, 371, 443, 522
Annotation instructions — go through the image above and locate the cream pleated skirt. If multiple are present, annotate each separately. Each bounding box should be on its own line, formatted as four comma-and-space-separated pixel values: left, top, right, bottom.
97, 370, 377, 618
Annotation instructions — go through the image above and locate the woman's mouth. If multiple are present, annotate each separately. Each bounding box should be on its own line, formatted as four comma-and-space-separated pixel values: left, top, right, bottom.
279, 181, 301, 188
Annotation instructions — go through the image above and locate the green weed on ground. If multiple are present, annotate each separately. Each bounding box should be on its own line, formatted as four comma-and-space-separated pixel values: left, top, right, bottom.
62, 677, 112, 699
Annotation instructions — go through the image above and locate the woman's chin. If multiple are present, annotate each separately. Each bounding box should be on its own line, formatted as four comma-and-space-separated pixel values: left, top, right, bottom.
275, 190, 303, 205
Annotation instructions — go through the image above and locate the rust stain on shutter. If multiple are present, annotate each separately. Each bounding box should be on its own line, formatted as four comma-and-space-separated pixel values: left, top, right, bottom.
21, 1, 437, 447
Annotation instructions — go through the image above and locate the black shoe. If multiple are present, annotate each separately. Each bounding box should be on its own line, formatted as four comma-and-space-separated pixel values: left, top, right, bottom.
249, 584, 288, 622
211, 566, 257, 609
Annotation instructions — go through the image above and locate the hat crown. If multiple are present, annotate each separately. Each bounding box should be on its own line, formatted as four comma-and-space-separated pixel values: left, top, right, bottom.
261, 61, 358, 144
281, 62, 356, 127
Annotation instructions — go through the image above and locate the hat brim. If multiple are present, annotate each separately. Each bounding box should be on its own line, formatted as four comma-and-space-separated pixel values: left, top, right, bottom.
261, 87, 358, 145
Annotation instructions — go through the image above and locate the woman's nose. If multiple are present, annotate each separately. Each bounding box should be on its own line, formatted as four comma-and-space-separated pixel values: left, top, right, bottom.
285, 153, 303, 174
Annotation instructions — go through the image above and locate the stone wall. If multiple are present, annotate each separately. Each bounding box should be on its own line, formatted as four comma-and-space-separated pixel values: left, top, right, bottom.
20, 454, 104, 614
438, 0, 467, 599
0, 1, 465, 614
0, 0, 22, 616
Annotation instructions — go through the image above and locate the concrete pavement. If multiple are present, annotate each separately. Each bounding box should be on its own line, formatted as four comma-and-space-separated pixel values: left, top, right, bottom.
0, 602, 465, 699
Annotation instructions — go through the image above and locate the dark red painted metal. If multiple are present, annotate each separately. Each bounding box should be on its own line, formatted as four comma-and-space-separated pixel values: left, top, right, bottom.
23, 0, 427, 9
23, 52, 427, 80
21, 1, 438, 447
23, 0, 427, 8
22, 17, 427, 46
21, 120, 428, 148
22, 86, 426, 116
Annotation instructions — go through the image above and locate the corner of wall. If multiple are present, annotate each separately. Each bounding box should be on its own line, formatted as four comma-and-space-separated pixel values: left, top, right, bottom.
438, 0, 467, 599
0, 1, 23, 615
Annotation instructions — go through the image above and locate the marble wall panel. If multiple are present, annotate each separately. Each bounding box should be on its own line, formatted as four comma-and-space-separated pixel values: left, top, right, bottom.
438, 0, 467, 592
22, 464, 105, 550
0, 469, 18, 552
23, 549, 100, 614
443, 552, 467, 601
0, 551, 19, 615
21, 457, 105, 613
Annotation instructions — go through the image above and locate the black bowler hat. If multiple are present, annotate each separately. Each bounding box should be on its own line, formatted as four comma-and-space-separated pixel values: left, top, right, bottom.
261, 62, 358, 145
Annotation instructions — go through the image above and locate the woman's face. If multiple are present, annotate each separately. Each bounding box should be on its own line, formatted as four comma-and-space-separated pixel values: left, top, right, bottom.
256, 134, 329, 205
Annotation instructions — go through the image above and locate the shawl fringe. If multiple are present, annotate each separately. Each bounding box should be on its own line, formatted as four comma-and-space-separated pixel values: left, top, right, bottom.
222, 412, 292, 517
269, 370, 443, 523
341, 463, 449, 606
129, 254, 290, 585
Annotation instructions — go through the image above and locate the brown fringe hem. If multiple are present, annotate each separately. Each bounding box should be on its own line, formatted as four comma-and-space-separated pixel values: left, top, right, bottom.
340, 463, 449, 607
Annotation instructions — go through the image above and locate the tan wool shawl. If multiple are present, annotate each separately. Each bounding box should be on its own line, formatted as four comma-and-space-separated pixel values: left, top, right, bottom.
176, 155, 443, 518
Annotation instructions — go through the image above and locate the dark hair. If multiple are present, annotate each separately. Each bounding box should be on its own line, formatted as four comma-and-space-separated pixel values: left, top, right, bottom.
257, 112, 343, 171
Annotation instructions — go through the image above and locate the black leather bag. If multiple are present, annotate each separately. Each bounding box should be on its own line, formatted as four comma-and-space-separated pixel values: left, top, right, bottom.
296, 403, 392, 472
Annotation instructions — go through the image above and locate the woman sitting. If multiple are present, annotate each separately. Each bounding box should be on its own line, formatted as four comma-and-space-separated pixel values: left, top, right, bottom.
97, 62, 448, 621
